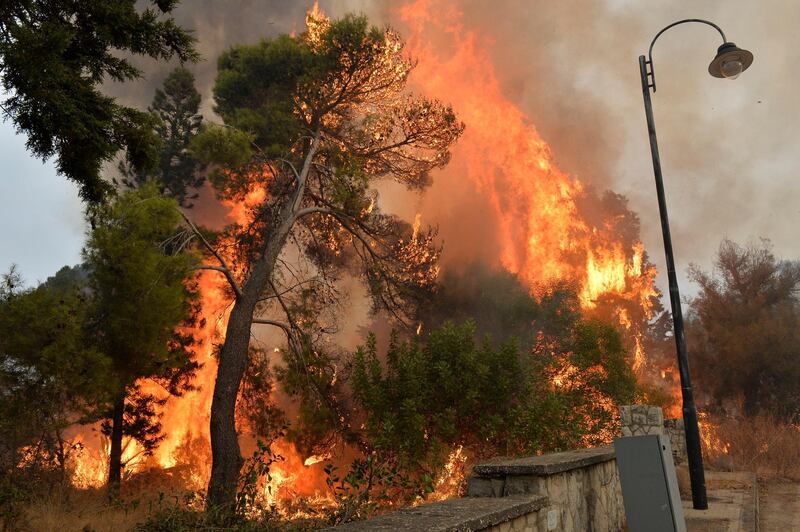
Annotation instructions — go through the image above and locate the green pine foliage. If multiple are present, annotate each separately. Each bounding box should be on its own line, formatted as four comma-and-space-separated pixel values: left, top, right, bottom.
0, 1, 197, 203
122, 67, 206, 206
85, 184, 200, 463
85, 183, 198, 387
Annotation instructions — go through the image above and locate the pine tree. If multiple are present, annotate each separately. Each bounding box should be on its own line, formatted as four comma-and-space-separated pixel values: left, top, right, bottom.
84, 184, 200, 494
122, 67, 205, 206
187, 12, 464, 510
0, 1, 197, 203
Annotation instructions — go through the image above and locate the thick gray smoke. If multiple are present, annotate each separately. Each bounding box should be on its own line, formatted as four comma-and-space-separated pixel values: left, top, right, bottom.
110, 0, 800, 299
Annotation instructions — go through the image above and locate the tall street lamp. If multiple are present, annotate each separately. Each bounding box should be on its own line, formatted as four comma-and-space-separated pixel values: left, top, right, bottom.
639, 19, 753, 511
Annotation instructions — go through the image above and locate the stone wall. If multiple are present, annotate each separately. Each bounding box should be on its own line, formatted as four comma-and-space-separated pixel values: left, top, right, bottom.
326, 447, 624, 532
469, 447, 624, 532
619, 404, 664, 436
618, 404, 687, 464
663, 418, 687, 464
323, 496, 549, 532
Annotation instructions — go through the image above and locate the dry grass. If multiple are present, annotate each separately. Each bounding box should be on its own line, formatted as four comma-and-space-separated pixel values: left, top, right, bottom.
2, 468, 201, 531
701, 414, 800, 480
22, 488, 150, 531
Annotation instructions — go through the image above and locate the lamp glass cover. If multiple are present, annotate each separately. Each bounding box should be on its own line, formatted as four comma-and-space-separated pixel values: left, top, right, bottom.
721, 59, 743, 79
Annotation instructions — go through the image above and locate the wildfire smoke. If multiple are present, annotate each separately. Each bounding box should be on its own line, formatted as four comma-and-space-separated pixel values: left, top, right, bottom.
64, 0, 668, 512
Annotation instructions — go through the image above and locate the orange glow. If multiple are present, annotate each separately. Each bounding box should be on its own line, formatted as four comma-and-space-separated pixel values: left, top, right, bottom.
63, 0, 668, 514
698, 412, 730, 456
426, 445, 468, 502
398, 0, 661, 439
398, 0, 657, 333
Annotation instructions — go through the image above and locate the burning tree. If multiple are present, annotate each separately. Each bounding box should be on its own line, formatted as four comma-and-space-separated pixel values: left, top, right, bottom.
350, 314, 637, 489
348, 268, 638, 504
84, 185, 200, 494
187, 10, 463, 510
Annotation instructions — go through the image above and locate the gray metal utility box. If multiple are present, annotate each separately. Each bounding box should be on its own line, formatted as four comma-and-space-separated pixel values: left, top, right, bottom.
614, 434, 686, 532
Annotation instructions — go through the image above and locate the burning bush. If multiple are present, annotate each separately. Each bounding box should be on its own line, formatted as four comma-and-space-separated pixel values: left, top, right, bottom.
349, 302, 637, 504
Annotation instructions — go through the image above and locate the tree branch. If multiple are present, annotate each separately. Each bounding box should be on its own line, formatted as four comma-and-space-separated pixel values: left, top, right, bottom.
292, 205, 332, 222
258, 278, 319, 302
290, 131, 323, 213
277, 158, 301, 183
252, 318, 292, 337
179, 210, 243, 298
190, 265, 242, 298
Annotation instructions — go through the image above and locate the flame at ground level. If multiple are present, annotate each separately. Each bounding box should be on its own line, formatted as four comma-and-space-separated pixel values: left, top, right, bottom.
63, 0, 678, 514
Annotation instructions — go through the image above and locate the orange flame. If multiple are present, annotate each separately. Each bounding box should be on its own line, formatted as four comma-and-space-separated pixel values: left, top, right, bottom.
65, 0, 667, 511
398, 0, 657, 319
398, 0, 661, 440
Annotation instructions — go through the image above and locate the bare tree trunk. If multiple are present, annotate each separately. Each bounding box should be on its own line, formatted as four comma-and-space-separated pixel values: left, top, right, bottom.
206, 220, 296, 511
107, 392, 125, 497
206, 134, 320, 512
206, 289, 258, 511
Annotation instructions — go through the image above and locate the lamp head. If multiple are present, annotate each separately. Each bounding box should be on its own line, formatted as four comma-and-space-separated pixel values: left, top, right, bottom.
708, 42, 753, 79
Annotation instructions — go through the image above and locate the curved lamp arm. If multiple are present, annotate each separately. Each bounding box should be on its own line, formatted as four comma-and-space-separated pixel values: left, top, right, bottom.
645, 19, 727, 92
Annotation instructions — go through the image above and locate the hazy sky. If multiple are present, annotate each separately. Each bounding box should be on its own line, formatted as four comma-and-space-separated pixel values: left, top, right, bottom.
1, 0, 798, 298
0, 119, 84, 285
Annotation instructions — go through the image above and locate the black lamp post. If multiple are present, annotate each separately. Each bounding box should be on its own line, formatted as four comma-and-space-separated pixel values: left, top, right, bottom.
639, 19, 753, 511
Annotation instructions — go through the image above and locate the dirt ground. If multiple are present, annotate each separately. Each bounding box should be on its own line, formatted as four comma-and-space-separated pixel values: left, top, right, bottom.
759, 480, 800, 531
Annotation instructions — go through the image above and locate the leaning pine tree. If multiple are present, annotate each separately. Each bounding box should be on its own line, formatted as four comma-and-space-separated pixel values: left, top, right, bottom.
188, 11, 463, 510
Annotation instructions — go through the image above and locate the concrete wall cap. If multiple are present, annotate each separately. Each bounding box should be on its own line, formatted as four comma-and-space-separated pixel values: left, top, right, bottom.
471, 446, 616, 478
323, 495, 548, 531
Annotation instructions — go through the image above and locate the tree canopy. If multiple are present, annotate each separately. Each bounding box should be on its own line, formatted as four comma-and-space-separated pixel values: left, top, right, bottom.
688, 238, 800, 421
0, 0, 197, 202
120, 67, 205, 206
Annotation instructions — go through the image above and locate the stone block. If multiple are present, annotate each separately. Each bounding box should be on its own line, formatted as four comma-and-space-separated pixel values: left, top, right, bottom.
325, 495, 547, 531
620, 404, 664, 437
646, 406, 664, 426
468, 476, 505, 497
505, 475, 541, 496
663, 418, 687, 464
619, 405, 632, 425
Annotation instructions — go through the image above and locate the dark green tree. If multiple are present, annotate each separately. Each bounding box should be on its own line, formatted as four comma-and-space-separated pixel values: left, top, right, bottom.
83, 183, 200, 493
351, 322, 523, 478
687, 239, 800, 421
185, 11, 463, 510
121, 67, 205, 206
0, 266, 111, 480
0, 1, 197, 203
